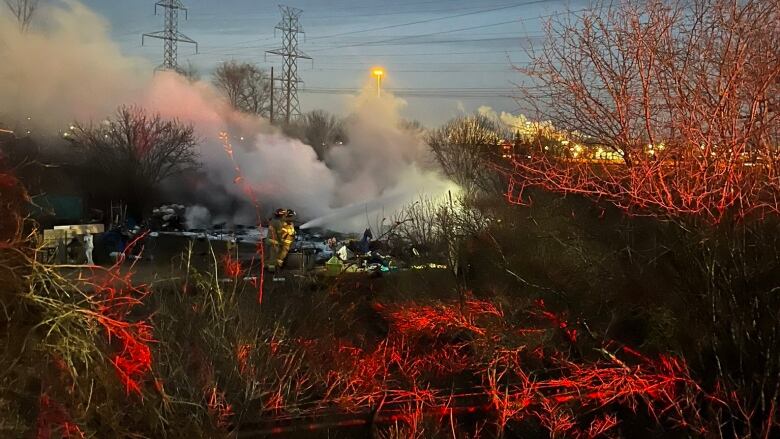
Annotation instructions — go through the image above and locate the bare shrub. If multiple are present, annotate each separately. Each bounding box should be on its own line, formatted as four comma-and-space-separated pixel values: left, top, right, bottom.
508, 0, 780, 435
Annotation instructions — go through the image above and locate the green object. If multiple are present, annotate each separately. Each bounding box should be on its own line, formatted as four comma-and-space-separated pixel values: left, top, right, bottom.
325, 256, 343, 277
30, 195, 83, 221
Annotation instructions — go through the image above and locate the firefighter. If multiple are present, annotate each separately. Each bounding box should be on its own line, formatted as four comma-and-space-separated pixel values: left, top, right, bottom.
276, 209, 297, 269
266, 208, 286, 272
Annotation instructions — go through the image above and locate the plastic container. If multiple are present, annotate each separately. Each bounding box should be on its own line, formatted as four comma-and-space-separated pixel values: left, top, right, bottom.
325, 256, 343, 276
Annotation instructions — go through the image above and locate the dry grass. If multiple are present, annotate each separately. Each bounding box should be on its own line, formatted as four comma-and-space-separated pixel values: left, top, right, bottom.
1, 169, 775, 437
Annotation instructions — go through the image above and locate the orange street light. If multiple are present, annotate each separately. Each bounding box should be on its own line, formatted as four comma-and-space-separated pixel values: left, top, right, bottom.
372, 67, 385, 98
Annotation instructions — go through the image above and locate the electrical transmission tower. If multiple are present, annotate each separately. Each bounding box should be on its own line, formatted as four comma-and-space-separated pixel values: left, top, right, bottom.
266, 5, 311, 124
142, 0, 198, 72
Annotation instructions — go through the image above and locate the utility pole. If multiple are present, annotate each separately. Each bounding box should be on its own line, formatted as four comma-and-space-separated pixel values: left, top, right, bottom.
266, 5, 311, 125
142, 0, 198, 72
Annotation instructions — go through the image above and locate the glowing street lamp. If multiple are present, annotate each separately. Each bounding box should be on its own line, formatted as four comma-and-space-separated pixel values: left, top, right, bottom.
372, 67, 385, 98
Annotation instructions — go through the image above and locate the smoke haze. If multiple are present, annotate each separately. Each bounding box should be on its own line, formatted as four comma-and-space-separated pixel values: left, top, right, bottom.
0, 1, 150, 131
0, 1, 458, 232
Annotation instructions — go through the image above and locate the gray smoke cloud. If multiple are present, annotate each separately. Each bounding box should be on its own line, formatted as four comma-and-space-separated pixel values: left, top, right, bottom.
0, 0, 150, 132
184, 205, 211, 230
0, 1, 458, 232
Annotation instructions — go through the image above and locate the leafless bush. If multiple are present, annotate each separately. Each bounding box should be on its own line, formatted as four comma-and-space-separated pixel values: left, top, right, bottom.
427, 114, 509, 196
509, 0, 780, 435
68, 105, 199, 215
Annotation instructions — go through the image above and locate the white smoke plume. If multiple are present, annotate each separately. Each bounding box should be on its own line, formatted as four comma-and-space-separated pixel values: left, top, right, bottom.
316, 86, 458, 231
477, 105, 535, 130
184, 205, 211, 230
0, 1, 150, 132
139, 73, 337, 222
0, 1, 457, 232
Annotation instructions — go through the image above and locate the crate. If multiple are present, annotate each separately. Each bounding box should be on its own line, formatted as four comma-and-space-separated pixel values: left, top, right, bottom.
284, 252, 314, 270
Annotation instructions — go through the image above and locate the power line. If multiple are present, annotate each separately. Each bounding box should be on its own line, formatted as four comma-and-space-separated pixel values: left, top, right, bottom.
305, 8, 588, 54
197, 33, 543, 58
301, 87, 520, 98
310, 68, 513, 73
189, 8, 578, 59
308, 20, 525, 53
314, 60, 517, 65
306, 1, 524, 22
304, 0, 516, 15
302, 48, 526, 58
300, 31, 542, 45
309, 0, 555, 41
197, 36, 276, 54
305, 87, 519, 91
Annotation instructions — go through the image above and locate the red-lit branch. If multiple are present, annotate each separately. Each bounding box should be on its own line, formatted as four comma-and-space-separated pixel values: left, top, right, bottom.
219, 132, 265, 304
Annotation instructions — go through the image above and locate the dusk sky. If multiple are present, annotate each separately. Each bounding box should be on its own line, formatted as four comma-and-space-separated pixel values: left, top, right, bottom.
80, 0, 581, 125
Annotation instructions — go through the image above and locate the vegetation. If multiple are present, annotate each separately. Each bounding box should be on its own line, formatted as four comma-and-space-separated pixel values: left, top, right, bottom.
67, 105, 199, 218
212, 61, 273, 118
427, 114, 507, 195
0, 0, 777, 437
4, 0, 38, 31
284, 109, 348, 160
0, 184, 721, 437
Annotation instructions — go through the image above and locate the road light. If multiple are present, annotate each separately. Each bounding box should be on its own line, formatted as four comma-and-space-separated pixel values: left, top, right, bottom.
372, 67, 385, 98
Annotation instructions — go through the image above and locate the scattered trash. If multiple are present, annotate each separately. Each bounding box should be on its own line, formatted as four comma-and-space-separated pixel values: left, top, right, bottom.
412, 263, 448, 270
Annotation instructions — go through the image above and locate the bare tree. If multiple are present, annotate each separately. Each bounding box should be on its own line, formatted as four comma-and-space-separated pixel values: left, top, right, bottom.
293, 110, 347, 160
513, 0, 780, 221
4, 0, 38, 31
399, 119, 425, 133
212, 61, 272, 117
427, 114, 508, 195
68, 106, 199, 214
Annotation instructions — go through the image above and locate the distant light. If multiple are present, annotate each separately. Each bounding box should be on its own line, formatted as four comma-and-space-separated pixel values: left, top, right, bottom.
26, 116, 31, 121
240, 136, 245, 141
372, 68, 384, 77
69, 125, 75, 130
